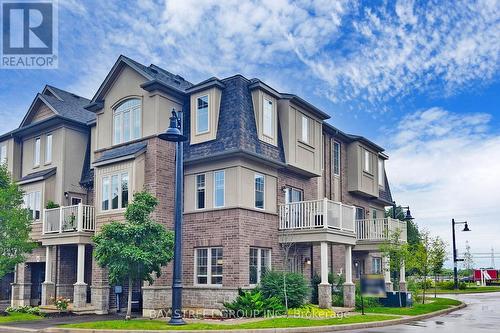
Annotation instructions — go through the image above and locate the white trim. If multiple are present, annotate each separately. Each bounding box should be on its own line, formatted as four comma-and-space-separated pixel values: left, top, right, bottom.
100, 171, 129, 212
333, 141, 340, 176
34, 137, 41, 167
249, 247, 271, 286
45, 133, 53, 165
0, 144, 7, 165
301, 115, 309, 143
195, 173, 206, 210
194, 247, 223, 286
254, 173, 265, 210
195, 94, 210, 135
113, 98, 142, 145
213, 170, 225, 208
262, 97, 274, 139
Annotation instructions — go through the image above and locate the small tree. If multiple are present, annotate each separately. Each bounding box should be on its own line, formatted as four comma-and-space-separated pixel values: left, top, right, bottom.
386, 206, 421, 246
93, 191, 174, 319
408, 231, 431, 304
429, 236, 447, 298
0, 165, 37, 278
380, 228, 409, 307
278, 228, 297, 313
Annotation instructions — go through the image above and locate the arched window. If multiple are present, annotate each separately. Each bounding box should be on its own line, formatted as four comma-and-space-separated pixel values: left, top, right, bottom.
113, 98, 141, 144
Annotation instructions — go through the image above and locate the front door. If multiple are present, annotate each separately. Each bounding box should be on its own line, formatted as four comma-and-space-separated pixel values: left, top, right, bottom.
30, 263, 45, 306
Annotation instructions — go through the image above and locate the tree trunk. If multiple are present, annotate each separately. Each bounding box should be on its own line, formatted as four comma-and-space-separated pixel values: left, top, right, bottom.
434, 274, 437, 298
126, 276, 133, 320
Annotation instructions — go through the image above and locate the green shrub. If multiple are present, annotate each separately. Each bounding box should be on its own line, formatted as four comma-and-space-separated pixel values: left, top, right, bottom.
261, 271, 310, 309
6, 306, 42, 316
45, 200, 60, 209
355, 284, 380, 309
435, 281, 466, 290
418, 279, 433, 289
311, 273, 321, 304
223, 289, 284, 317
406, 277, 420, 296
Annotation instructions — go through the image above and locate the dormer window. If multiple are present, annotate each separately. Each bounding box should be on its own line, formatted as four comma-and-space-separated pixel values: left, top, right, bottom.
196, 95, 209, 134
364, 149, 372, 173
113, 98, 141, 145
301, 115, 309, 143
263, 98, 273, 138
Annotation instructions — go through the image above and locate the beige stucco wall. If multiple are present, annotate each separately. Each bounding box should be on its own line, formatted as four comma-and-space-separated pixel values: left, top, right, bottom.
95, 66, 183, 151
346, 142, 378, 197
277, 100, 323, 176
31, 104, 55, 123
184, 157, 278, 214
63, 127, 89, 198
251, 89, 278, 146
0, 137, 22, 180
189, 87, 221, 145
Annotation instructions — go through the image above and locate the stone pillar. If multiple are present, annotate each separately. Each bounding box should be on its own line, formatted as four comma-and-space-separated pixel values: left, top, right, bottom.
383, 256, 393, 291
41, 246, 55, 306
318, 242, 332, 309
91, 257, 110, 314
399, 261, 407, 292
343, 245, 355, 308
73, 244, 87, 309
11, 264, 31, 306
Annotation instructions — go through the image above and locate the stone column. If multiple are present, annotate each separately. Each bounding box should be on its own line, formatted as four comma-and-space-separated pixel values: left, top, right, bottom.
11, 263, 31, 306
318, 242, 332, 309
383, 256, 393, 291
91, 253, 110, 314
73, 244, 87, 309
399, 261, 407, 292
343, 245, 355, 308
41, 246, 55, 306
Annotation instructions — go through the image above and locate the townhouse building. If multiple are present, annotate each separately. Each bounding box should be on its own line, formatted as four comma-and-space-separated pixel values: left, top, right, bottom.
0, 55, 407, 315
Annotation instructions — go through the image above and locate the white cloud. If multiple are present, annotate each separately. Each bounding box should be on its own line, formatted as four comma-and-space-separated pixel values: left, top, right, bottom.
386, 108, 500, 267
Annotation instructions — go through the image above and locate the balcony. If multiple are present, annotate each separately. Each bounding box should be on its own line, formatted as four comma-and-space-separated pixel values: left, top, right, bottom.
41, 204, 95, 245
354, 218, 407, 251
278, 199, 357, 245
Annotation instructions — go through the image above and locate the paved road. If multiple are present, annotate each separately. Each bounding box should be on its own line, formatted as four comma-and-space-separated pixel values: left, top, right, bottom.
348, 293, 500, 333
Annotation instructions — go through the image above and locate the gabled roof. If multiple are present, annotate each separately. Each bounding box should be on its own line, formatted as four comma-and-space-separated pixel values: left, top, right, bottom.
323, 122, 385, 152
19, 86, 94, 128
378, 170, 394, 205
18, 167, 56, 185
86, 55, 193, 111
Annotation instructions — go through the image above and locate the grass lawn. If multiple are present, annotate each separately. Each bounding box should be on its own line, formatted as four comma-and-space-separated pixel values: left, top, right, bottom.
0, 312, 44, 323
362, 297, 461, 316
61, 314, 397, 330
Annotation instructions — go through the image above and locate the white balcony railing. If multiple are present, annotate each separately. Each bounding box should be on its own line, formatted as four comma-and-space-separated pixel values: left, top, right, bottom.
43, 204, 95, 234
278, 199, 355, 233
355, 218, 407, 242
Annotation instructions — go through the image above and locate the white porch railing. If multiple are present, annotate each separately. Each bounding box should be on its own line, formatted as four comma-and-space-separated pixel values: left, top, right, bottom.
355, 218, 407, 242
278, 198, 355, 233
43, 203, 95, 234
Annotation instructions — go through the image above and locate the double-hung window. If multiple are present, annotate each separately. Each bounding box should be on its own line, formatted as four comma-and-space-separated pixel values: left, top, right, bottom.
214, 170, 225, 208
45, 134, 52, 164
34, 138, 41, 167
333, 141, 340, 176
249, 248, 271, 284
372, 257, 382, 274
196, 247, 223, 285
196, 174, 206, 209
364, 149, 372, 173
113, 99, 141, 145
301, 115, 309, 143
23, 191, 41, 221
0, 144, 6, 164
263, 98, 273, 138
254, 173, 265, 209
196, 95, 209, 134
101, 172, 129, 211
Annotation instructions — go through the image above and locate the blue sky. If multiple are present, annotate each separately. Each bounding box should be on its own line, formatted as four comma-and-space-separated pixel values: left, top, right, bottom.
1, 0, 499, 268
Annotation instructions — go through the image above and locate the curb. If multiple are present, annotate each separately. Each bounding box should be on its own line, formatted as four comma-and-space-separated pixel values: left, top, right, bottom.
38, 303, 466, 333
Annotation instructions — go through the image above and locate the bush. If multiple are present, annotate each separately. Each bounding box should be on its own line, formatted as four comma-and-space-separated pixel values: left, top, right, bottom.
261, 271, 310, 309
436, 281, 466, 290
45, 200, 60, 209
6, 306, 42, 316
51, 296, 71, 311
355, 284, 380, 309
223, 289, 285, 317
418, 279, 433, 289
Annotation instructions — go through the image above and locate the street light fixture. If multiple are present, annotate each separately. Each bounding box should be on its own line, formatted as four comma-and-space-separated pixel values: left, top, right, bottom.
391, 202, 414, 221
452, 219, 471, 290
159, 109, 188, 325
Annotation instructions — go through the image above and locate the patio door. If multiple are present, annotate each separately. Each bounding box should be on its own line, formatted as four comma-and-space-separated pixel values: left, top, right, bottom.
284, 188, 303, 228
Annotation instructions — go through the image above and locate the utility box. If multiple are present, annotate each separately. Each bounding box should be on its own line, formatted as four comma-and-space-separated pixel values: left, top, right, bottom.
379, 291, 412, 307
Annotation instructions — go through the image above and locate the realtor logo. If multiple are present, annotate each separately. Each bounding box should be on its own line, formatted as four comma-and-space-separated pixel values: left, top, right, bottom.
1, 0, 58, 69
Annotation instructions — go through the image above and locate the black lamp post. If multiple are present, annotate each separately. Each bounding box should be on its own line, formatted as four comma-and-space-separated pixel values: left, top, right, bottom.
354, 262, 365, 315
391, 202, 414, 221
159, 109, 187, 325
452, 219, 471, 290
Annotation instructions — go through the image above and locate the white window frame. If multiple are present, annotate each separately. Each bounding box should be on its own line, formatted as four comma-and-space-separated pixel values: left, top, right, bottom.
195, 247, 223, 286
100, 172, 129, 212
196, 94, 210, 135
34, 137, 41, 167
113, 98, 141, 145
249, 247, 271, 285
364, 149, 371, 173
301, 115, 309, 143
262, 97, 273, 138
333, 141, 340, 176
0, 144, 7, 165
45, 134, 52, 164
372, 257, 382, 274
195, 173, 206, 210
254, 173, 265, 209
213, 170, 225, 208
23, 191, 41, 221
378, 159, 384, 186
